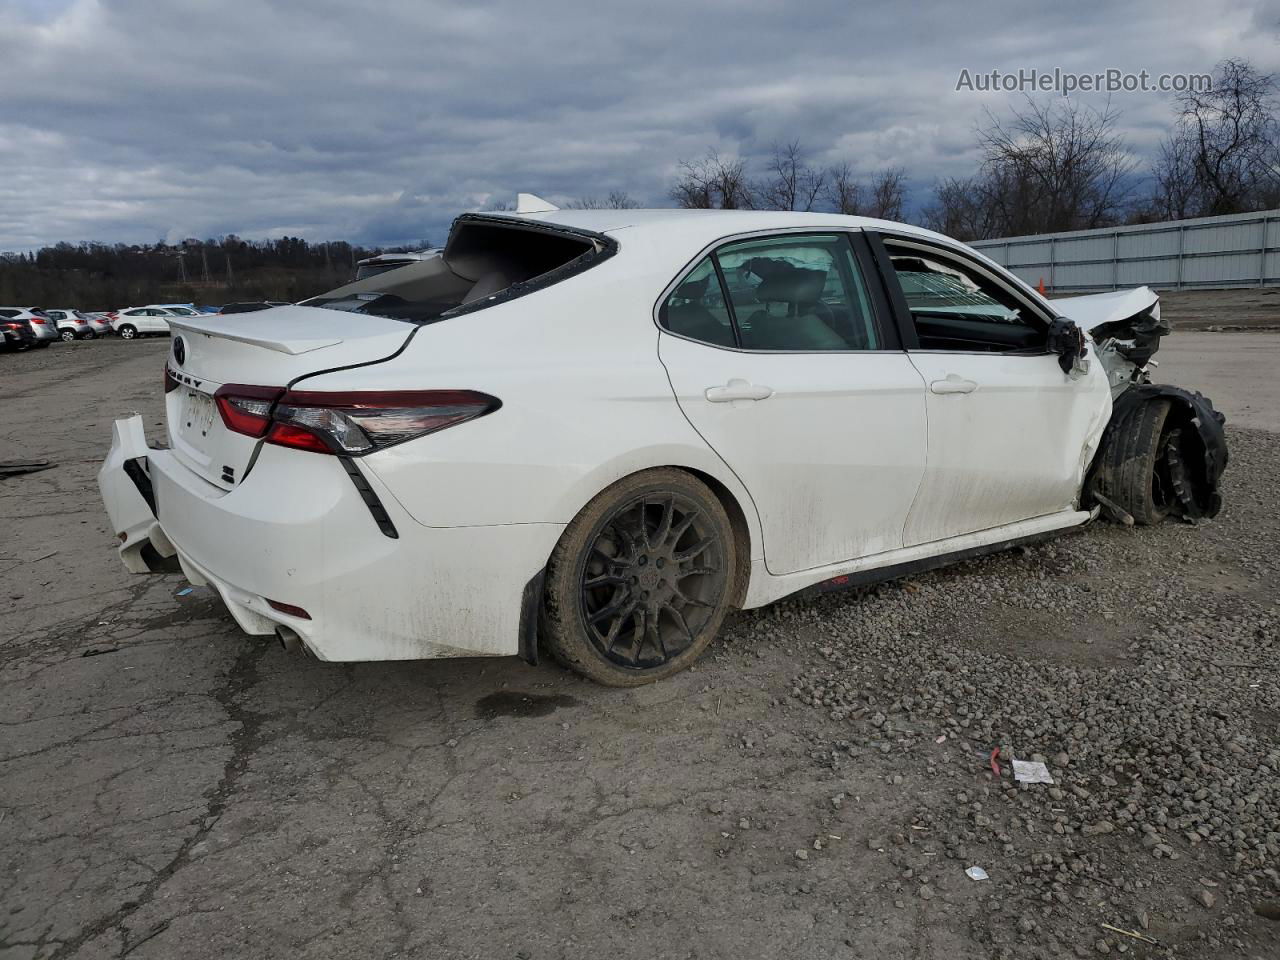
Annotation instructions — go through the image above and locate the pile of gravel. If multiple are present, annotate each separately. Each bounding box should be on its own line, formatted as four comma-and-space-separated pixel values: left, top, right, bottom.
731, 429, 1279, 955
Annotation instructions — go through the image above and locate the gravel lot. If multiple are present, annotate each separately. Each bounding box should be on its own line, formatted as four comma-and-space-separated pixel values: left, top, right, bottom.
1, 334, 1277, 960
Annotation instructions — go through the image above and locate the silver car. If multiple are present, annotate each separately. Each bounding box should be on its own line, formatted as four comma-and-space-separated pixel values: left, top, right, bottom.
0, 307, 56, 346
44, 309, 94, 341
81, 312, 113, 336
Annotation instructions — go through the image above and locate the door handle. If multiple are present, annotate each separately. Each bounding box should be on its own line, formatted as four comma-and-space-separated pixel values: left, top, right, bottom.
929, 374, 978, 395
705, 379, 774, 403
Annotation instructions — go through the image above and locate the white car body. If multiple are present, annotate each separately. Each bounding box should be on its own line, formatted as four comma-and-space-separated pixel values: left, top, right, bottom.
111, 306, 179, 337
44, 309, 94, 340
97, 207, 1174, 671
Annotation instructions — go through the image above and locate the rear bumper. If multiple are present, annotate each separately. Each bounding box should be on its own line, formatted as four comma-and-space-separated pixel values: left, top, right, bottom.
97, 415, 564, 662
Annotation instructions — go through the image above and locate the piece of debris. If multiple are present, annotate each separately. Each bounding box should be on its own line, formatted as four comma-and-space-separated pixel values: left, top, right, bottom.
965, 866, 989, 881
1197, 889, 1216, 909
82, 647, 120, 658
176, 587, 194, 596
1254, 902, 1280, 921
0, 459, 55, 477
1012, 760, 1054, 784
1100, 924, 1158, 945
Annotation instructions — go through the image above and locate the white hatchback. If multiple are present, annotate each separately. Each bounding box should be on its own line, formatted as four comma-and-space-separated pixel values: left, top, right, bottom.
110, 306, 180, 338
98, 206, 1227, 685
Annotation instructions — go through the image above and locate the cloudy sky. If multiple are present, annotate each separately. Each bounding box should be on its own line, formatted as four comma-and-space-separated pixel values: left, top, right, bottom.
1, 0, 1277, 251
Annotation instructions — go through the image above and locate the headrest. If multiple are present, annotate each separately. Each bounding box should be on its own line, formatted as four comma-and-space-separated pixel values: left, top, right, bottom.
674, 275, 709, 300
754, 265, 827, 305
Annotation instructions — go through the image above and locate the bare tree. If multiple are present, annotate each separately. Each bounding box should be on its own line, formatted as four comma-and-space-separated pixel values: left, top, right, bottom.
758, 141, 826, 211
567, 190, 642, 209
975, 97, 1134, 234
670, 149, 754, 209
1153, 58, 1280, 217
1144, 134, 1201, 220
920, 175, 1001, 241
865, 167, 907, 220
825, 161, 863, 215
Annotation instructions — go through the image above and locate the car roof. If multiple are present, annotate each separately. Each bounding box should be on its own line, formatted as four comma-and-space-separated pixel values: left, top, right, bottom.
473, 207, 957, 251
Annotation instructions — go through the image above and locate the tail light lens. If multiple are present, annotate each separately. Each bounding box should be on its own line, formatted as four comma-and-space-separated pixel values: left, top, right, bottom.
164, 365, 180, 393
31, 317, 47, 324
214, 387, 499, 455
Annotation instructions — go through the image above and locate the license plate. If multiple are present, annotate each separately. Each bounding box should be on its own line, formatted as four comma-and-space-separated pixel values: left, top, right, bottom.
183, 390, 216, 437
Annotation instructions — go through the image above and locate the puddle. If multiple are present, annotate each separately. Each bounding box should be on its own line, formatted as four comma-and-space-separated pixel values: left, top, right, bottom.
474, 691, 578, 718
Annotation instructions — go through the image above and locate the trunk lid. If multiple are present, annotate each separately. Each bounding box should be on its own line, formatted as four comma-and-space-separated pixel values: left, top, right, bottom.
165, 305, 414, 490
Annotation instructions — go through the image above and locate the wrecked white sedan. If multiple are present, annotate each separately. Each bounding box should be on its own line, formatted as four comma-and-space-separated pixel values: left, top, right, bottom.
98, 202, 1226, 685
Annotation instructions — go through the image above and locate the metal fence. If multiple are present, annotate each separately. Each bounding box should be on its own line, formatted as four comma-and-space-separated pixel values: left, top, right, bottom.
970, 208, 1280, 293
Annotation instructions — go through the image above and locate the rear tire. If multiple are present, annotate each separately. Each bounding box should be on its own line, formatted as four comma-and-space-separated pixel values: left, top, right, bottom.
541, 468, 737, 687
118, 325, 137, 339
1093, 399, 1174, 525
60, 329, 76, 342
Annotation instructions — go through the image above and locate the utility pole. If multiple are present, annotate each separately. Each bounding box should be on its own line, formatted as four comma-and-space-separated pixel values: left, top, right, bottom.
224, 251, 235, 287
201, 247, 211, 284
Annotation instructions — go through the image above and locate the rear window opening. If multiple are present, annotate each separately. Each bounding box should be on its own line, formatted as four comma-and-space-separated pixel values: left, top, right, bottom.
306, 216, 612, 324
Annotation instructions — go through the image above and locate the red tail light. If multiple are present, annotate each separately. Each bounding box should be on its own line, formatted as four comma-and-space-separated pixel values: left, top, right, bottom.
31, 317, 47, 324
213, 385, 282, 438
266, 598, 311, 620
214, 386, 499, 455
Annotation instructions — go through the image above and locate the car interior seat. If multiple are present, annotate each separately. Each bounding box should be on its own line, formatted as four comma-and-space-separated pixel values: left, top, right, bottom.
742, 265, 850, 350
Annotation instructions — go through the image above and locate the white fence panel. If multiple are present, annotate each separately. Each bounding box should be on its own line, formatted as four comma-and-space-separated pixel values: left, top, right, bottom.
971, 209, 1280, 292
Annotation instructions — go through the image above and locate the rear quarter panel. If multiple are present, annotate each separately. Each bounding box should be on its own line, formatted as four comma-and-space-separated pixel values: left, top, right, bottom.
295, 239, 764, 557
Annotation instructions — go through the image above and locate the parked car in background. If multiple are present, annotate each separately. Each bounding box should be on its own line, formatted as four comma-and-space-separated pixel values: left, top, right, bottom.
43, 309, 94, 341
152, 303, 203, 317
1, 316, 35, 351
0, 307, 56, 347
109, 307, 178, 339
81, 312, 113, 337
217, 301, 292, 315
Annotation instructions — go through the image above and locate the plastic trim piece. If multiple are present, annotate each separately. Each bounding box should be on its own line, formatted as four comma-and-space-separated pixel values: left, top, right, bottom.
518, 569, 545, 666
338, 457, 399, 539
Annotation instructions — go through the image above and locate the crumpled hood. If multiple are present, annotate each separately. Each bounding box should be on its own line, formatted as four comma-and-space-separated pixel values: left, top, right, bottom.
1048, 286, 1160, 332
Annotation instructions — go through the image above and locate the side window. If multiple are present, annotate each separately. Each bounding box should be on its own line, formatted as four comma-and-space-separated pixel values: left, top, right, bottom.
0, 310, 15, 318
660, 256, 736, 348
715, 234, 878, 351
883, 242, 1043, 353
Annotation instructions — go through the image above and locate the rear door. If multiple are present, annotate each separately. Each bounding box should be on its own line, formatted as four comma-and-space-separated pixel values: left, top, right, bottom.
658, 231, 927, 576
869, 232, 1110, 546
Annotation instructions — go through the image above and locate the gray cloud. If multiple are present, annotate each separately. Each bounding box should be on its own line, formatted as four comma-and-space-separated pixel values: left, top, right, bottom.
0, 0, 1275, 249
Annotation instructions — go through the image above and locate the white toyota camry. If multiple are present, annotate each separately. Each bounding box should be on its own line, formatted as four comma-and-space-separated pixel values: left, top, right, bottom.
98, 199, 1227, 685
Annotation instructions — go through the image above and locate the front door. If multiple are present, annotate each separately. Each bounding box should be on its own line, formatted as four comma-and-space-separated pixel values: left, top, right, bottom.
871, 233, 1111, 547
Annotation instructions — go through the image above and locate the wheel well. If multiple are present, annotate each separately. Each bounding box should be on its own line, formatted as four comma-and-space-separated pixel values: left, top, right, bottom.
679, 466, 752, 610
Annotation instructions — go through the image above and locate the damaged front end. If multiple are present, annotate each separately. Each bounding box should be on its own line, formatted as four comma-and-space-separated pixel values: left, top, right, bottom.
1051, 287, 1228, 525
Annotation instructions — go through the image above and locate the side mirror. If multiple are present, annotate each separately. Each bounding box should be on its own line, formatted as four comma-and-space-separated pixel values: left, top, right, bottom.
1046, 318, 1088, 376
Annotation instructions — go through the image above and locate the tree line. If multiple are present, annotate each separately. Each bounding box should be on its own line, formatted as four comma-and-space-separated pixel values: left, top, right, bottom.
0, 235, 414, 310
667, 58, 1280, 240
